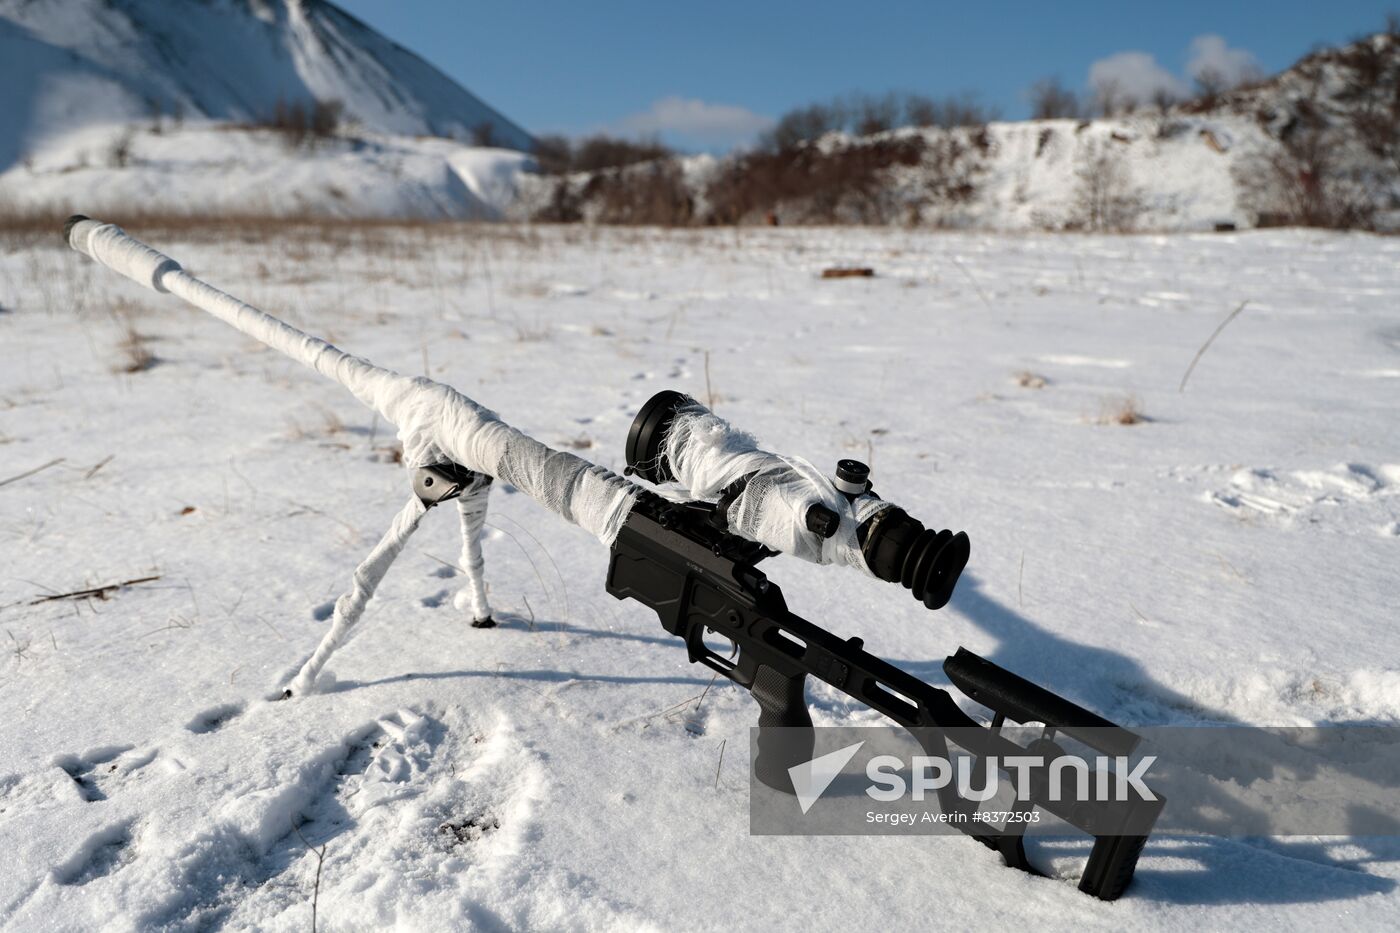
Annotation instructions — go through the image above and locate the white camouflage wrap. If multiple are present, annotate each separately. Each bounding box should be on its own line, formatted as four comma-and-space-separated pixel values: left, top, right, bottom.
658, 404, 892, 575
67, 219, 638, 546
453, 480, 493, 621
287, 496, 428, 696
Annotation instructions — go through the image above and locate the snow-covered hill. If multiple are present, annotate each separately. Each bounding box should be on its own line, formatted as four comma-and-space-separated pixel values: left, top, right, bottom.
513, 115, 1275, 231
0, 0, 533, 171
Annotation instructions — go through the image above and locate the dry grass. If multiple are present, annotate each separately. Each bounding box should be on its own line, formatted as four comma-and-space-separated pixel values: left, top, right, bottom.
114, 320, 158, 373
510, 311, 551, 343
313, 404, 345, 436
0, 211, 552, 256
1098, 394, 1146, 425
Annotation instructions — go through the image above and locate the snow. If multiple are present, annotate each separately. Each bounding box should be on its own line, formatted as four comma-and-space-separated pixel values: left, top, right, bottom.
1, 223, 1399, 929
0, 121, 533, 220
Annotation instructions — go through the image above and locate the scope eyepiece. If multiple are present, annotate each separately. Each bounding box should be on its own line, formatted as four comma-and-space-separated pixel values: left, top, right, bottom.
858, 508, 970, 610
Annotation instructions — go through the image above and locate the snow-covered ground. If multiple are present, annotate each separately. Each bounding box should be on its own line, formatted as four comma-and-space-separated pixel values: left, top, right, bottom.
0, 122, 532, 221
1, 223, 1398, 930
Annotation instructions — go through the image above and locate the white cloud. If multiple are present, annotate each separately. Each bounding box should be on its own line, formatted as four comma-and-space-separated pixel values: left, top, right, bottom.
616, 96, 774, 150
1085, 34, 1261, 107
1186, 34, 1262, 86
1088, 51, 1188, 104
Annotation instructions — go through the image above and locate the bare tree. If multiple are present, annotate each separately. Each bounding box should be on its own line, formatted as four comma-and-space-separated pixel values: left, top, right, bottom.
1234, 118, 1374, 229
107, 129, 135, 168
761, 103, 844, 151
531, 135, 573, 174
1029, 77, 1081, 120
853, 93, 900, 136
1193, 67, 1228, 110
470, 121, 498, 148
1074, 142, 1142, 231
1150, 87, 1179, 112
309, 100, 342, 139
1091, 77, 1131, 117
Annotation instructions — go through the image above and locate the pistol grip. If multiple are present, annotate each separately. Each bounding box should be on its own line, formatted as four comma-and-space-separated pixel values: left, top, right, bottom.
752, 664, 814, 793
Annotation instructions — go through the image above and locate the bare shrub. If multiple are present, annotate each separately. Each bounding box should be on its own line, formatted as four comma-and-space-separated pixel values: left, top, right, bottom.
1192, 67, 1229, 112
146, 96, 164, 135
532, 135, 673, 175
249, 97, 344, 148
1099, 395, 1145, 425
1072, 142, 1143, 231
1029, 78, 1082, 120
115, 319, 157, 373
1337, 32, 1400, 175
107, 129, 135, 168
854, 93, 901, 136
1235, 118, 1375, 229
531, 179, 584, 222
1092, 77, 1132, 117
470, 121, 498, 148
314, 405, 345, 436
762, 102, 846, 151
586, 160, 694, 225
706, 136, 927, 224
309, 100, 342, 138
531, 135, 574, 175
904, 92, 998, 129
1150, 88, 1180, 112
763, 92, 995, 151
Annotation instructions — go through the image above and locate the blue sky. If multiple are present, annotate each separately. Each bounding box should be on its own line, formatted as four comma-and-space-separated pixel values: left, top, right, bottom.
338, 1, 1398, 150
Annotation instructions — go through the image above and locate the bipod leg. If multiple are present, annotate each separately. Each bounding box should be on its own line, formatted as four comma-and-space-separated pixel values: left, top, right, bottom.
452, 476, 494, 626
285, 495, 429, 696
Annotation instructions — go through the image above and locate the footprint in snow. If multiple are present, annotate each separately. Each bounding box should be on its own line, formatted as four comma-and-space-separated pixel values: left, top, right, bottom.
1201, 462, 1399, 524
185, 702, 244, 735
53, 746, 156, 802
53, 821, 137, 886
316, 709, 446, 826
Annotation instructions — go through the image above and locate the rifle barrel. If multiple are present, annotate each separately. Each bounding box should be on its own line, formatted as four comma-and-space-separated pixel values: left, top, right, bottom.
65, 216, 638, 545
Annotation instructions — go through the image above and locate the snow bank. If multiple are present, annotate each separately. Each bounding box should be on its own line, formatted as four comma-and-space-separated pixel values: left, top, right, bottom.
0, 122, 533, 220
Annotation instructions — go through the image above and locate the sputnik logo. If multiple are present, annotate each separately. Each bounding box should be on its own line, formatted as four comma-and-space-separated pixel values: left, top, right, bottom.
787, 741, 865, 814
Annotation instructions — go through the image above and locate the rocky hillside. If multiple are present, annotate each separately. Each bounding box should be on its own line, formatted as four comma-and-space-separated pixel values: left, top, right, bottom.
518, 28, 1400, 232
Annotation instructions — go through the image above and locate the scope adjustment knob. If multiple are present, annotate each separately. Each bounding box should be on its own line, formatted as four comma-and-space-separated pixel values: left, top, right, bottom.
834, 459, 870, 496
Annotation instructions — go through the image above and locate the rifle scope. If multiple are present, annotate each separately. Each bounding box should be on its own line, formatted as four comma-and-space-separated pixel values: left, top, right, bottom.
625, 390, 969, 610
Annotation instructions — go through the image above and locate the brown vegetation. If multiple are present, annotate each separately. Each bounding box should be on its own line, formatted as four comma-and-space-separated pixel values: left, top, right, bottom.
706, 135, 928, 225
530, 134, 673, 175
761, 91, 996, 151
243, 98, 344, 148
